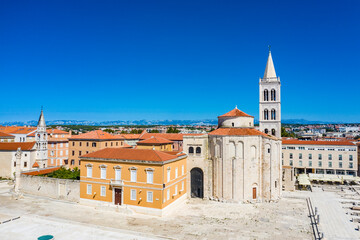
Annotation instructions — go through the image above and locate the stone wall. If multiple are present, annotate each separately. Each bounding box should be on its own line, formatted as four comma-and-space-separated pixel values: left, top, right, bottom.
19, 174, 80, 202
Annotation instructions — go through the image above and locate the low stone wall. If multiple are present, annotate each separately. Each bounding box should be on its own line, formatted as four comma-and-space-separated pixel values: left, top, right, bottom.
19, 174, 80, 202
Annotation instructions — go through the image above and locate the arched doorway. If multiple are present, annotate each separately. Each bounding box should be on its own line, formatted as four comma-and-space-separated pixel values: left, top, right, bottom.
190, 168, 203, 198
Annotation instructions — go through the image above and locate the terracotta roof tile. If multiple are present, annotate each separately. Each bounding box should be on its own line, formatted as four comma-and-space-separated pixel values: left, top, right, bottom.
282, 139, 356, 146
209, 128, 274, 138
0, 142, 36, 151
0, 131, 15, 138
32, 162, 39, 168
22, 167, 61, 176
140, 133, 203, 141
47, 129, 69, 134
81, 148, 186, 163
137, 136, 173, 145
218, 108, 253, 118
69, 130, 121, 140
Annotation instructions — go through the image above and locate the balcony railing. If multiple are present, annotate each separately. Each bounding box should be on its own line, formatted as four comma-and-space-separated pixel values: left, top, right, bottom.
110, 179, 124, 186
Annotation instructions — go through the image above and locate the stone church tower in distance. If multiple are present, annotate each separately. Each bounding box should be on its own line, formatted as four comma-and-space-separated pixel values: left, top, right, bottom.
259, 49, 281, 138
35, 109, 48, 168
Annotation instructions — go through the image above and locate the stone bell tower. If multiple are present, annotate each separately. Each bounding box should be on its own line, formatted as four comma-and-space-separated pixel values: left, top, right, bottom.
259, 48, 281, 138
35, 108, 48, 167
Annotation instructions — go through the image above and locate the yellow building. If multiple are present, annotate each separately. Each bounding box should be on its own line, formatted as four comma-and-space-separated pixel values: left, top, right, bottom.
80, 148, 187, 216
136, 136, 173, 151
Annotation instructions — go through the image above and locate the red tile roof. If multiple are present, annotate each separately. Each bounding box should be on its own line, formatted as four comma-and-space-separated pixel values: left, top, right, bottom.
218, 108, 253, 118
47, 129, 69, 134
0, 126, 36, 135
0, 131, 15, 138
32, 162, 39, 168
22, 167, 61, 176
140, 133, 203, 141
282, 139, 356, 146
115, 134, 140, 140
81, 148, 186, 163
137, 136, 173, 145
209, 128, 273, 138
69, 130, 122, 140
0, 142, 36, 151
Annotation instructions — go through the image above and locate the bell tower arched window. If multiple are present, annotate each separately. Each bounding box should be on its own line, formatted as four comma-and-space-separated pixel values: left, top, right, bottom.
264, 89, 269, 101
271, 89, 276, 101
264, 128, 269, 134
264, 109, 269, 120
271, 109, 276, 120
271, 129, 276, 136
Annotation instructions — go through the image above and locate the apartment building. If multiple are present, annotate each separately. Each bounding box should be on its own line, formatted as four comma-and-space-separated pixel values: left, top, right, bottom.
282, 139, 357, 176
67, 130, 127, 169
47, 129, 71, 167
79, 148, 187, 216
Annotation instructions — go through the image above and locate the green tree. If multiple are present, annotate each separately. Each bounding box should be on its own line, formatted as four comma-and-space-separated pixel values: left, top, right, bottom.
167, 127, 180, 133
43, 167, 80, 180
103, 129, 115, 133
150, 129, 160, 133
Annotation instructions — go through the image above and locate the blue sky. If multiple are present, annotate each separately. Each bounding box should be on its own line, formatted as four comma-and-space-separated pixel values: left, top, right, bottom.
0, 0, 359, 122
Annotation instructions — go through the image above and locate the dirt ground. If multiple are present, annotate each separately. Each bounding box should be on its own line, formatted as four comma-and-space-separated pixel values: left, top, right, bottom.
0, 182, 312, 240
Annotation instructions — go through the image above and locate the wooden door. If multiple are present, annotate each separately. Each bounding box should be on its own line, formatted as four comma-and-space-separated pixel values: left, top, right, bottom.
252, 187, 256, 199
115, 189, 122, 205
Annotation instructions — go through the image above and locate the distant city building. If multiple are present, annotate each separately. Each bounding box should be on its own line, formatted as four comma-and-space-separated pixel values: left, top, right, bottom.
136, 136, 173, 151
0, 131, 15, 142
0, 126, 37, 142
67, 130, 128, 169
47, 129, 72, 167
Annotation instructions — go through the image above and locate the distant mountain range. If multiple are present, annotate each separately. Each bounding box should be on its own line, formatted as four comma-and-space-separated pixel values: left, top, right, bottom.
0, 118, 341, 126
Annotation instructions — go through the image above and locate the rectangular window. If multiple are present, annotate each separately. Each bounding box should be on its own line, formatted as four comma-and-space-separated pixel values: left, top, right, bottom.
349, 162, 353, 169
167, 189, 170, 200
66, 150, 68, 155
339, 155, 342, 160
175, 167, 178, 178
87, 167, 92, 178
175, 185, 178, 195
51, 159, 54, 164
115, 169, 121, 180
79, 151, 82, 156
299, 153, 302, 159
131, 169, 137, 182
87, 184, 92, 195
86, 142, 89, 147
72, 151, 75, 156
339, 162, 343, 168
299, 160, 303, 166
318, 161, 322, 167
318, 154, 322, 160
60, 143, 63, 147
79, 142, 82, 147
182, 165, 184, 175
328, 162, 332, 167
309, 154, 312, 160
147, 191, 153, 203
24, 162, 27, 167
290, 160, 293, 166
309, 161, 312, 167
289, 153, 293, 159
328, 154, 332, 160
282, 153, 284, 158
100, 186, 106, 197
60, 150, 63, 156
131, 189, 136, 200
147, 171, 153, 184
349, 155, 353, 161
100, 168, 106, 179
72, 142, 75, 146
181, 181, 184, 191
167, 168, 171, 182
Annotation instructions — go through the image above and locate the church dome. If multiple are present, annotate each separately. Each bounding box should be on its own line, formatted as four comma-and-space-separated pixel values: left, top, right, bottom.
218, 107, 254, 128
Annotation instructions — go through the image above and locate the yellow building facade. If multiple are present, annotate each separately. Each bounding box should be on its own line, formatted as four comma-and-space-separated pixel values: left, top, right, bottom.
80, 148, 187, 216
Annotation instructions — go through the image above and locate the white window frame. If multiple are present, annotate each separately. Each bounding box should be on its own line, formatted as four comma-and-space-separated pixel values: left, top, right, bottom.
115, 168, 121, 180
167, 189, 170, 200
147, 191, 153, 203
131, 189, 136, 200
87, 184, 92, 195
181, 181, 184, 191
175, 167, 178, 178
86, 165, 93, 178
167, 167, 171, 182
147, 170, 154, 184
181, 165, 184, 175
100, 186, 106, 197
130, 168, 137, 182
100, 167, 107, 179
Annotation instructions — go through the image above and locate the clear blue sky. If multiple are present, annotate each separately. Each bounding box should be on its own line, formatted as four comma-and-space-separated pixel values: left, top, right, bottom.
0, 0, 359, 122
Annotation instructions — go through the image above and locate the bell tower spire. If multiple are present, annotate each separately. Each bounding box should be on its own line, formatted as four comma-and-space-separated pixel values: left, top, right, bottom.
259, 48, 281, 138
